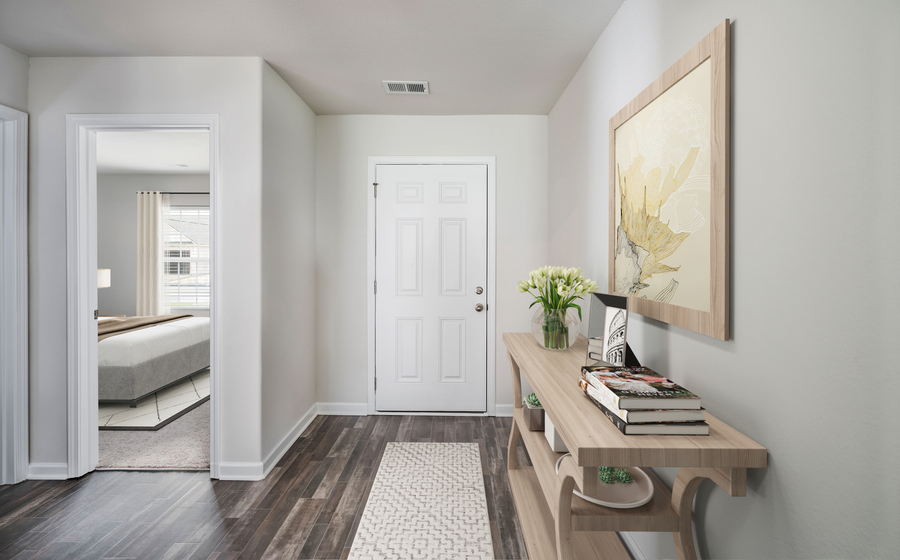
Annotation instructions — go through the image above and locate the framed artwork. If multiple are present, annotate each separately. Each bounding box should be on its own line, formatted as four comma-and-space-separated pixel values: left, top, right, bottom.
609, 19, 731, 340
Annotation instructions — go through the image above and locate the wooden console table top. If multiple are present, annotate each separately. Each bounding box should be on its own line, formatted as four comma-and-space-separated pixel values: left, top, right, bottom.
503, 332, 767, 469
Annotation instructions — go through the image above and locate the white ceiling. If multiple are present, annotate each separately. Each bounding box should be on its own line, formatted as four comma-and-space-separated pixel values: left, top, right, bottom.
96, 130, 210, 174
0, 0, 624, 115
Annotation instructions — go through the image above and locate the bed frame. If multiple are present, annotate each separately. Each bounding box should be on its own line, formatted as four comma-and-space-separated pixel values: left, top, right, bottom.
99, 339, 210, 407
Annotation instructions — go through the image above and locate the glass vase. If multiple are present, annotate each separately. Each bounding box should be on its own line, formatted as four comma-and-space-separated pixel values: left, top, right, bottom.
532, 307, 580, 350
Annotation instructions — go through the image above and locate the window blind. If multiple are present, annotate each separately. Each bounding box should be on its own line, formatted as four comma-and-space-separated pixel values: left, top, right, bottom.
162, 205, 210, 309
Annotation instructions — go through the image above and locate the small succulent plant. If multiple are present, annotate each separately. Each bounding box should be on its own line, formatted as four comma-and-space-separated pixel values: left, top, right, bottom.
598, 468, 617, 483
525, 393, 541, 408
598, 466, 634, 484
615, 468, 634, 483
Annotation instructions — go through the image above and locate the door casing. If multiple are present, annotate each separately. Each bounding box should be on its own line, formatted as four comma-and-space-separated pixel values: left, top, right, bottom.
0, 104, 28, 485
367, 156, 496, 416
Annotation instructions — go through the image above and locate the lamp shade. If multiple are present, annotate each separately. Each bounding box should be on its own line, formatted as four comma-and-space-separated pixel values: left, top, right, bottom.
97, 268, 111, 289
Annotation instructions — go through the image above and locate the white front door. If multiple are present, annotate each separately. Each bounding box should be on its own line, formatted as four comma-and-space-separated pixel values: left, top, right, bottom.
375, 164, 488, 412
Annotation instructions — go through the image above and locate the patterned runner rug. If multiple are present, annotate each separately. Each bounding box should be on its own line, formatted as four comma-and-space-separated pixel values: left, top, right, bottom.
349, 442, 494, 560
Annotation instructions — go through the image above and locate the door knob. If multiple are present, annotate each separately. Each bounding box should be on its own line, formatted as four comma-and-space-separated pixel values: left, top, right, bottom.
475, 286, 483, 295
475, 303, 484, 312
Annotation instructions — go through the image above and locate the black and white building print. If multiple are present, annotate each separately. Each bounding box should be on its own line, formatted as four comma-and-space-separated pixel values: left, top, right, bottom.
603, 308, 627, 365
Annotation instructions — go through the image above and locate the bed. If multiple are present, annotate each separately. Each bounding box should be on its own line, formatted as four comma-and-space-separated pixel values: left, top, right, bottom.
98, 314, 210, 407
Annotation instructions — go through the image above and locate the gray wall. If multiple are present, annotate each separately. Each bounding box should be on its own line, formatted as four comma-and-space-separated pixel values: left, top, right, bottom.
28, 57, 265, 471
315, 115, 549, 409
548, 1, 900, 558
260, 62, 318, 463
0, 43, 28, 112
97, 174, 209, 318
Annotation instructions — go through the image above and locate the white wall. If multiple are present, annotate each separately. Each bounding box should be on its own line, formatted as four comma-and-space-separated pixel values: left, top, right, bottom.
97, 174, 209, 317
315, 115, 548, 410
0, 43, 28, 112
548, 1, 900, 558
260, 63, 318, 464
28, 57, 265, 470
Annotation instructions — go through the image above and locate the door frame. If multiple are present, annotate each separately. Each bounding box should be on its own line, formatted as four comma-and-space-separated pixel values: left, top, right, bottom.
367, 156, 496, 416
66, 114, 222, 478
0, 104, 28, 485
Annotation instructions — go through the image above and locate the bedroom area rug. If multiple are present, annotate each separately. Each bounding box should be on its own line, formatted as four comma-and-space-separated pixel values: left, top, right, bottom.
97, 400, 210, 470
348, 442, 494, 560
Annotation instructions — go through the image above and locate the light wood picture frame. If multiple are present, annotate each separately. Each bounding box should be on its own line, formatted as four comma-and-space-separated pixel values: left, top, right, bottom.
609, 19, 730, 341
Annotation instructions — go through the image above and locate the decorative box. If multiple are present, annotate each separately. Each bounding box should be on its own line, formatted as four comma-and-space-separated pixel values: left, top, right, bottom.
544, 413, 569, 453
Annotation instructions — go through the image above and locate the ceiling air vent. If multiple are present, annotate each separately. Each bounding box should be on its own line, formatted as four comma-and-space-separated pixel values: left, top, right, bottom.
383, 81, 430, 94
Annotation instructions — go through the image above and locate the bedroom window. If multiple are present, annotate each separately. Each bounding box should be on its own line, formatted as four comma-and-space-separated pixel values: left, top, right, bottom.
164, 250, 191, 275
162, 205, 210, 310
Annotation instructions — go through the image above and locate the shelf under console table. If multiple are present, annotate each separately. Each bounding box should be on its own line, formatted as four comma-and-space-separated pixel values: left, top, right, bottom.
502, 333, 767, 560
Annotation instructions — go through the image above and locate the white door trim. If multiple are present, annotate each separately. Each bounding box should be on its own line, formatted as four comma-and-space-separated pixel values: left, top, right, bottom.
367, 156, 496, 416
0, 104, 28, 485
65, 114, 222, 478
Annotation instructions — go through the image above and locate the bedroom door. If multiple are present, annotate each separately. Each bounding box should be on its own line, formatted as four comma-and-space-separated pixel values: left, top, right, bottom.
375, 164, 488, 412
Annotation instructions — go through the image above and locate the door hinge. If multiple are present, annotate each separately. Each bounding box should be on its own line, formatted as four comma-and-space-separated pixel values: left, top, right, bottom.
374, 280, 377, 294
373, 182, 378, 197
94, 309, 98, 320
375, 377, 377, 391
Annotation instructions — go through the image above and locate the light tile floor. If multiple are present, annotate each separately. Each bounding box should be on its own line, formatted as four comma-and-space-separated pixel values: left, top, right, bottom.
99, 369, 210, 429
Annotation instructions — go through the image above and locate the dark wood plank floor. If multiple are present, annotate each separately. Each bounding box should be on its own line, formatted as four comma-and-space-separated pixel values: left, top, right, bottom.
0, 415, 533, 560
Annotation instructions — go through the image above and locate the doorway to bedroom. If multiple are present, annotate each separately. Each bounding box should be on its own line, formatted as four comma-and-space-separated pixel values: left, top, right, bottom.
94, 130, 212, 470
65, 115, 221, 479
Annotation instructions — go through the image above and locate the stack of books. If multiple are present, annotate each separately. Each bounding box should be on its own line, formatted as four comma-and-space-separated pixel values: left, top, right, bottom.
579, 365, 709, 435
586, 337, 605, 362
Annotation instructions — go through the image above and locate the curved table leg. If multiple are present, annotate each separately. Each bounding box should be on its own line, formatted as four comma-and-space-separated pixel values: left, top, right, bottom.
671, 468, 707, 560
507, 349, 523, 471
507, 419, 520, 470
507, 350, 522, 407
556, 474, 576, 560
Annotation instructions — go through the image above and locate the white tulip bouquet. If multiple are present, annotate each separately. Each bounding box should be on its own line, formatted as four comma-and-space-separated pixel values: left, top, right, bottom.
518, 266, 597, 350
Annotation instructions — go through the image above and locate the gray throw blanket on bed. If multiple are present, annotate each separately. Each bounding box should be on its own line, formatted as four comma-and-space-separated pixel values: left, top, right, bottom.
98, 314, 194, 342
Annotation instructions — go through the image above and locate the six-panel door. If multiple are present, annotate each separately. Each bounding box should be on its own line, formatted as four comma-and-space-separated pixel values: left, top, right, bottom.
375, 164, 488, 412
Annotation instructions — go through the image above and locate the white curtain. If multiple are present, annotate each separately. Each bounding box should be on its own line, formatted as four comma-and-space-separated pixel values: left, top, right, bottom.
136, 192, 168, 316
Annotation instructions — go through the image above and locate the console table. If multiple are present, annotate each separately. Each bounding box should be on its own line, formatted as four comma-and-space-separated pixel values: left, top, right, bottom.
503, 333, 767, 560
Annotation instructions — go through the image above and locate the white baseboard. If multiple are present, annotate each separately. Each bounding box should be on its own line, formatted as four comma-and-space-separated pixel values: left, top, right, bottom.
620, 532, 647, 560
218, 461, 265, 481
261, 402, 318, 476
317, 402, 513, 416
318, 402, 368, 415
494, 404, 514, 417
27, 462, 68, 480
